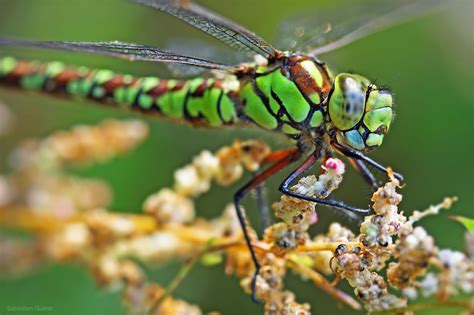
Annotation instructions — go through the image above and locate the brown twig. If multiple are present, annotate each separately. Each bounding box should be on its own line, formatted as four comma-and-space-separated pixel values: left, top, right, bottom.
287, 255, 362, 310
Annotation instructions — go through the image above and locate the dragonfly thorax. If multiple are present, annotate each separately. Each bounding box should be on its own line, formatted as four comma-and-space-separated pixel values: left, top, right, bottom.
325, 73, 393, 152
241, 54, 333, 140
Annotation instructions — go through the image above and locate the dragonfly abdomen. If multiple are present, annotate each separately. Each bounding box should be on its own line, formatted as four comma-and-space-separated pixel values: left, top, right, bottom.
0, 56, 240, 127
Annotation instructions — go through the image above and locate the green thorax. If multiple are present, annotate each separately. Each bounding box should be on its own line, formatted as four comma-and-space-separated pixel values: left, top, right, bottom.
240, 54, 333, 140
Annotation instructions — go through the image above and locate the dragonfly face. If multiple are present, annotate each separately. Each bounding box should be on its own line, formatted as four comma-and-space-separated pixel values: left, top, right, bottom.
326, 73, 393, 152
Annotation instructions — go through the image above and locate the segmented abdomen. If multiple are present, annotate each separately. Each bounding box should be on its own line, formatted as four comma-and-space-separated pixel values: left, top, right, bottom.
0, 56, 239, 127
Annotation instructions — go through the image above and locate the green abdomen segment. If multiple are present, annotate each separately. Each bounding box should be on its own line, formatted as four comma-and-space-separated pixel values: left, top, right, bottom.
0, 56, 238, 127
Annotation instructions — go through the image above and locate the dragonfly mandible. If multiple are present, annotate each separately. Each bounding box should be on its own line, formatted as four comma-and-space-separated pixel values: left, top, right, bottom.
0, 0, 445, 302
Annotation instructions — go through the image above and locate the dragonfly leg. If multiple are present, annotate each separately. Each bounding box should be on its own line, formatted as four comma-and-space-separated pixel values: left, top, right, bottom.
278, 151, 370, 214
333, 143, 404, 182
348, 157, 379, 191
234, 148, 301, 303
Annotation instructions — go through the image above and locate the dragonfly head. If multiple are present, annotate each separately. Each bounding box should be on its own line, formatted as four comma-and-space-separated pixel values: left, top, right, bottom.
326, 73, 393, 152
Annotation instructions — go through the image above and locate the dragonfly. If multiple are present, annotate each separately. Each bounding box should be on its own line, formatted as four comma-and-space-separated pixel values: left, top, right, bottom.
0, 0, 445, 302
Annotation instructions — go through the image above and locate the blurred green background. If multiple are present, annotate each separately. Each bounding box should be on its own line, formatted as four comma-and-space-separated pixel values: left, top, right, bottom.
0, 0, 472, 314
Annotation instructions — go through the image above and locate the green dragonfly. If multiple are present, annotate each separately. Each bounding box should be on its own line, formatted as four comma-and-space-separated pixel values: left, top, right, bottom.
0, 0, 444, 302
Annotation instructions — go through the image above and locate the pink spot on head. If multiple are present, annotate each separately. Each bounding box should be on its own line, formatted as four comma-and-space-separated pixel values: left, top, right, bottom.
325, 158, 344, 172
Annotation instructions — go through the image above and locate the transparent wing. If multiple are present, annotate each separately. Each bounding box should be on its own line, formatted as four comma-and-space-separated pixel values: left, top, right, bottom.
274, 0, 446, 56
0, 37, 236, 71
164, 38, 247, 77
132, 0, 277, 57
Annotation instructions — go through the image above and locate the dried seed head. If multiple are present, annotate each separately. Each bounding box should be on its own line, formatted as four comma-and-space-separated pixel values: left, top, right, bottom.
144, 189, 195, 224
2, 126, 472, 315
17, 119, 148, 170
216, 140, 270, 185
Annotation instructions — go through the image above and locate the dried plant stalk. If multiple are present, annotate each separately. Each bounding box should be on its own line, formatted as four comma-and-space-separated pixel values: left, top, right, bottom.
0, 118, 472, 315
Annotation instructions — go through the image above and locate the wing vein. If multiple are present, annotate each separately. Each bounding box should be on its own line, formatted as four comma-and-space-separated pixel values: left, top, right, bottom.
0, 38, 236, 71
132, 0, 276, 57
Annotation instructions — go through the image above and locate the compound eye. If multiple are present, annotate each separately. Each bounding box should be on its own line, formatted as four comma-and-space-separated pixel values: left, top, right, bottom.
345, 79, 365, 113
329, 74, 367, 130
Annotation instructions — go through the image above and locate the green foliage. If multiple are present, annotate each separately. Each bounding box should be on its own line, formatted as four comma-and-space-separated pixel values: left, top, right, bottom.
451, 216, 474, 233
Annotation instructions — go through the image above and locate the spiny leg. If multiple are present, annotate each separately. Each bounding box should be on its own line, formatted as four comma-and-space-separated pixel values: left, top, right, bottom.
333, 143, 404, 181
279, 151, 370, 214
234, 148, 301, 303
348, 157, 379, 191
253, 148, 302, 230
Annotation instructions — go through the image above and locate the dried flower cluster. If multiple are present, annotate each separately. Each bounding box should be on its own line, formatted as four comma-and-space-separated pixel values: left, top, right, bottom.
0, 116, 473, 315
1, 118, 148, 216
